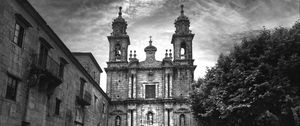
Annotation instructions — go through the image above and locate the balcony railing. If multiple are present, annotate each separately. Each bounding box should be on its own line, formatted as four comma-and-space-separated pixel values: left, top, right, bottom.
76, 91, 92, 106
31, 54, 60, 78
30, 54, 62, 93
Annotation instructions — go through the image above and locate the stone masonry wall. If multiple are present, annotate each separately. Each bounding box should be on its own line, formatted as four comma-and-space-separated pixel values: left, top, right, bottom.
0, 0, 109, 126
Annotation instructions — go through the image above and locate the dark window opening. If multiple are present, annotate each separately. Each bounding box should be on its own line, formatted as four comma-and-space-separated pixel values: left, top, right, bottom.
102, 103, 106, 113
131, 74, 134, 98
115, 116, 121, 126
5, 74, 18, 101
147, 112, 154, 125
179, 114, 185, 126
145, 85, 155, 99
180, 42, 186, 59
94, 95, 98, 110
59, 58, 67, 78
130, 110, 133, 126
55, 98, 61, 115
13, 22, 24, 47
93, 71, 96, 79
115, 44, 121, 60
167, 110, 170, 126
75, 106, 84, 126
80, 78, 86, 96
167, 74, 170, 98
38, 43, 49, 68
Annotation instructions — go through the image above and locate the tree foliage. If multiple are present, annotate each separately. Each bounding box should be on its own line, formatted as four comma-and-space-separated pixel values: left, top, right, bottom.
190, 21, 300, 126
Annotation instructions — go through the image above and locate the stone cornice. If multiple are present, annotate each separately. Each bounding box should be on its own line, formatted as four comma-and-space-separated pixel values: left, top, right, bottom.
110, 98, 189, 105
171, 33, 194, 44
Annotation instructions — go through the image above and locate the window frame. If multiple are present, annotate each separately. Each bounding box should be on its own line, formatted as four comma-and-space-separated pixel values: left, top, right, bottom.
80, 78, 86, 96
58, 57, 68, 79
145, 85, 156, 99
12, 22, 25, 47
12, 14, 32, 48
38, 37, 52, 68
75, 106, 84, 126
5, 73, 19, 101
55, 98, 61, 115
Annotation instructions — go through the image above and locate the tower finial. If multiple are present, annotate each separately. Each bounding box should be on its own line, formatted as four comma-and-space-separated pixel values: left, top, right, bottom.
149, 36, 152, 45
118, 6, 122, 16
180, 4, 184, 15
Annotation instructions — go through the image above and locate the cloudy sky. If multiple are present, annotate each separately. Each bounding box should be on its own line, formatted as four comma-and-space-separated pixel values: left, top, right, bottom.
28, 0, 299, 91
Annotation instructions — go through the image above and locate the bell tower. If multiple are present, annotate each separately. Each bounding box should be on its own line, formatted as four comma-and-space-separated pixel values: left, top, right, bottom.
106, 7, 130, 99
108, 7, 130, 62
171, 5, 196, 98
171, 5, 194, 65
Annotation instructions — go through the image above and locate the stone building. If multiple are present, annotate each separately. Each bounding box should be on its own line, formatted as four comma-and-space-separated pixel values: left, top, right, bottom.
106, 5, 197, 126
0, 0, 109, 126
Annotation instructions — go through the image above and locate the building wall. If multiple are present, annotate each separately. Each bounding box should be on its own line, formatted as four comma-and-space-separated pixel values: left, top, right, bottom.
74, 54, 102, 84
0, 0, 109, 126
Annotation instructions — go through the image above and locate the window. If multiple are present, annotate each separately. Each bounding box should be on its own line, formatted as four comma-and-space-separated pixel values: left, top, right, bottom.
94, 95, 98, 110
93, 71, 96, 80
167, 74, 170, 97
5, 74, 18, 101
38, 42, 49, 68
179, 114, 185, 126
13, 22, 24, 47
12, 14, 32, 47
167, 110, 170, 126
115, 44, 121, 60
115, 116, 121, 126
75, 106, 84, 126
147, 112, 154, 125
180, 42, 186, 59
102, 103, 106, 113
131, 74, 134, 98
80, 78, 86, 96
130, 110, 133, 126
55, 98, 61, 115
59, 58, 67, 78
145, 85, 155, 99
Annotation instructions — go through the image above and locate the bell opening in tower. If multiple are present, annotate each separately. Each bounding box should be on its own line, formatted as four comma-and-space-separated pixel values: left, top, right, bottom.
180, 42, 186, 59
115, 43, 122, 61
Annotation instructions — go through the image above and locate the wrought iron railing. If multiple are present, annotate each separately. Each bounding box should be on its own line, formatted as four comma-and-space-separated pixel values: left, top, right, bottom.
31, 53, 60, 79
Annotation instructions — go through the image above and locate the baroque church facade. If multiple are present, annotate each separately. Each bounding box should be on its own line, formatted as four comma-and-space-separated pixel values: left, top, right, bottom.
106, 5, 197, 126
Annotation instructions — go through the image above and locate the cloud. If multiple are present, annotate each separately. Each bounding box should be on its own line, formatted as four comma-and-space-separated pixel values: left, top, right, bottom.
28, 0, 299, 90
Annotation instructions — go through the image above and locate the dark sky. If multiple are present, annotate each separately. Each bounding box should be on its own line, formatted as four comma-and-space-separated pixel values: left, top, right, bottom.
28, 0, 299, 90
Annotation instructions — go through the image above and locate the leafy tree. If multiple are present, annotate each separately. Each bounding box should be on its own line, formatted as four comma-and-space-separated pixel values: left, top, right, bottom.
190, 21, 300, 126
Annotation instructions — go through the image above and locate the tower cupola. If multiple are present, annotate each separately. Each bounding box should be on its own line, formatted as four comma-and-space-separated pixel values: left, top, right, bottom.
144, 36, 157, 61
174, 5, 191, 35
112, 7, 127, 36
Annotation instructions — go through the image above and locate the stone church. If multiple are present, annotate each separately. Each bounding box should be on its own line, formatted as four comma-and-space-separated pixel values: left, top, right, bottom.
105, 5, 197, 126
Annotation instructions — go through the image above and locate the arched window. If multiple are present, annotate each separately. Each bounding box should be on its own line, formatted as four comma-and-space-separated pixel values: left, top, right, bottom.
115, 44, 121, 60
115, 116, 121, 126
179, 114, 185, 126
180, 43, 186, 59
147, 112, 154, 125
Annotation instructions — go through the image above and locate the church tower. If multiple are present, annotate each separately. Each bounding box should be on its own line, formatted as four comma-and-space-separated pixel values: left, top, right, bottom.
106, 7, 130, 99
171, 5, 196, 98
108, 7, 130, 62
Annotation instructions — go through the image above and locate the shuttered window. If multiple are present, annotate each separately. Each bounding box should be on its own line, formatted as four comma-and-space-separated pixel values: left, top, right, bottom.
145, 85, 155, 98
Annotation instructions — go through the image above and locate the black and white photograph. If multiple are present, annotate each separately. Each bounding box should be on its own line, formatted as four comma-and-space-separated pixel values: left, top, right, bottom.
0, 0, 299, 126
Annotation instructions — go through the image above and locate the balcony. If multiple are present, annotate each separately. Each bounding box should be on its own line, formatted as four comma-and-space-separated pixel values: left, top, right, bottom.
30, 54, 62, 94
76, 91, 91, 106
